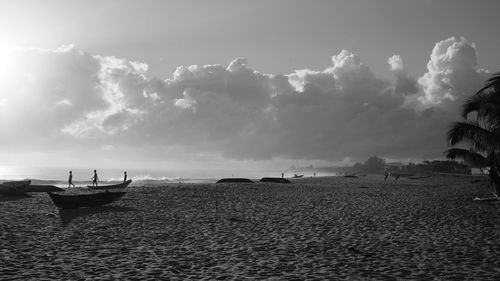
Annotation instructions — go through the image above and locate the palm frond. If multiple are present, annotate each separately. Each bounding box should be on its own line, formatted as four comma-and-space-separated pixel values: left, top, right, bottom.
462, 91, 489, 118
462, 91, 500, 120
446, 122, 499, 148
474, 71, 500, 96
485, 109, 500, 128
444, 148, 488, 167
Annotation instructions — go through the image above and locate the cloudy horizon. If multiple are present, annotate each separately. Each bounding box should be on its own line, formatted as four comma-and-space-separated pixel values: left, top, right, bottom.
1, 0, 499, 177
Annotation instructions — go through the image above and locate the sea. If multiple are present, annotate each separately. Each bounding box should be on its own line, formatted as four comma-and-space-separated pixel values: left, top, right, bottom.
0, 166, 300, 187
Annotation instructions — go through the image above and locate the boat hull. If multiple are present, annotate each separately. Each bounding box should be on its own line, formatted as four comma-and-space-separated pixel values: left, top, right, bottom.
259, 177, 291, 183
2, 180, 31, 187
25, 185, 65, 192
0, 180, 32, 195
87, 179, 132, 190
47, 191, 127, 209
0, 185, 29, 196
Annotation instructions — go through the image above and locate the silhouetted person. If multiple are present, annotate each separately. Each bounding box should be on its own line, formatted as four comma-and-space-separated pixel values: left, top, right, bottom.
68, 171, 75, 187
124, 171, 127, 182
91, 170, 99, 187
281, 172, 284, 178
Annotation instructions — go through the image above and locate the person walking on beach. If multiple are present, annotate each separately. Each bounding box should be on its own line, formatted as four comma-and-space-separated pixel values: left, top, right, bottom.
91, 170, 99, 187
123, 171, 127, 182
68, 171, 75, 187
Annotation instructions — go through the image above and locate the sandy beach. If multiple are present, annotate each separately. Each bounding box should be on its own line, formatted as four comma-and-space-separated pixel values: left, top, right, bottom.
1, 175, 500, 280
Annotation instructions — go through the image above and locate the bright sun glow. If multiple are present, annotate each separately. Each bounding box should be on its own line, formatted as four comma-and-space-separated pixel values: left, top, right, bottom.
0, 165, 15, 180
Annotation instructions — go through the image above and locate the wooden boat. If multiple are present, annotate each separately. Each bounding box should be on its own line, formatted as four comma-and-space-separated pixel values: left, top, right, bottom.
25, 185, 65, 192
47, 191, 127, 209
0, 185, 29, 196
87, 179, 132, 190
0, 180, 31, 195
216, 178, 254, 183
2, 180, 31, 187
293, 174, 304, 178
259, 177, 291, 183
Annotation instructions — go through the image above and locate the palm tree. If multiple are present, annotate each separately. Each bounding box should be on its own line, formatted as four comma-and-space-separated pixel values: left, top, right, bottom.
445, 72, 500, 196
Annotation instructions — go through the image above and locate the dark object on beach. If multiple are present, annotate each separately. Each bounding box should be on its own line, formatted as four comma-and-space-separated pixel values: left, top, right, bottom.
260, 177, 291, 183
293, 174, 304, 178
2, 180, 31, 187
47, 191, 127, 209
0, 185, 30, 196
0, 180, 32, 196
24, 185, 65, 192
344, 174, 358, 178
87, 179, 132, 190
216, 178, 254, 183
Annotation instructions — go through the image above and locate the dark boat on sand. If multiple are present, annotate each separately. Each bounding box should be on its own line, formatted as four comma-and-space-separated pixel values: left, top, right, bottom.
87, 179, 132, 190
24, 185, 65, 192
2, 180, 31, 187
47, 191, 127, 209
216, 178, 254, 183
260, 177, 291, 183
0, 185, 30, 196
0, 180, 32, 195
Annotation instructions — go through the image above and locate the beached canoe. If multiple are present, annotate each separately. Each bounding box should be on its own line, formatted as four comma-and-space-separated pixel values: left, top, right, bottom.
0, 180, 32, 195
293, 174, 304, 178
216, 178, 254, 183
25, 185, 65, 192
1, 180, 31, 187
260, 177, 291, 183
47, 191, 127, 209
87, 179, 132, 190
0, 185, 29, 196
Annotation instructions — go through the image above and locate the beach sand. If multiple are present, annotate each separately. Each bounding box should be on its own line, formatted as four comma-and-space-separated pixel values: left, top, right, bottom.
1, 175, 499, 280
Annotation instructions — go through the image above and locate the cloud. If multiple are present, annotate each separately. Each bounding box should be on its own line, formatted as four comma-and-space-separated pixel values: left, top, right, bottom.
388, 55, 419, 96
0, 37, 492, 162
418, 37, 489, 110
0, 46, 105, 142
0, 45, 152, 144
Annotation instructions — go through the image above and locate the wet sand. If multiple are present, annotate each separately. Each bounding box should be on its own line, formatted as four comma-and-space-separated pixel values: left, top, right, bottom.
1, 175, 499, 280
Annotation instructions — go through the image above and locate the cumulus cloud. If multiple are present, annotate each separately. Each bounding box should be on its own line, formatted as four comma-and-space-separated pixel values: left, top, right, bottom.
388, 55, 419, 96
0, 37, 492, 162
418, 37, 489, 110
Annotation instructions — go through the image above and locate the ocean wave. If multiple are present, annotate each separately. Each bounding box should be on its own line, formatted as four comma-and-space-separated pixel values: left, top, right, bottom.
1, 176, 217, 187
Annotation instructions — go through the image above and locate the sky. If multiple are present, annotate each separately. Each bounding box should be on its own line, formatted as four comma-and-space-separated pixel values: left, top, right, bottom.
1, 0, 500, 177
